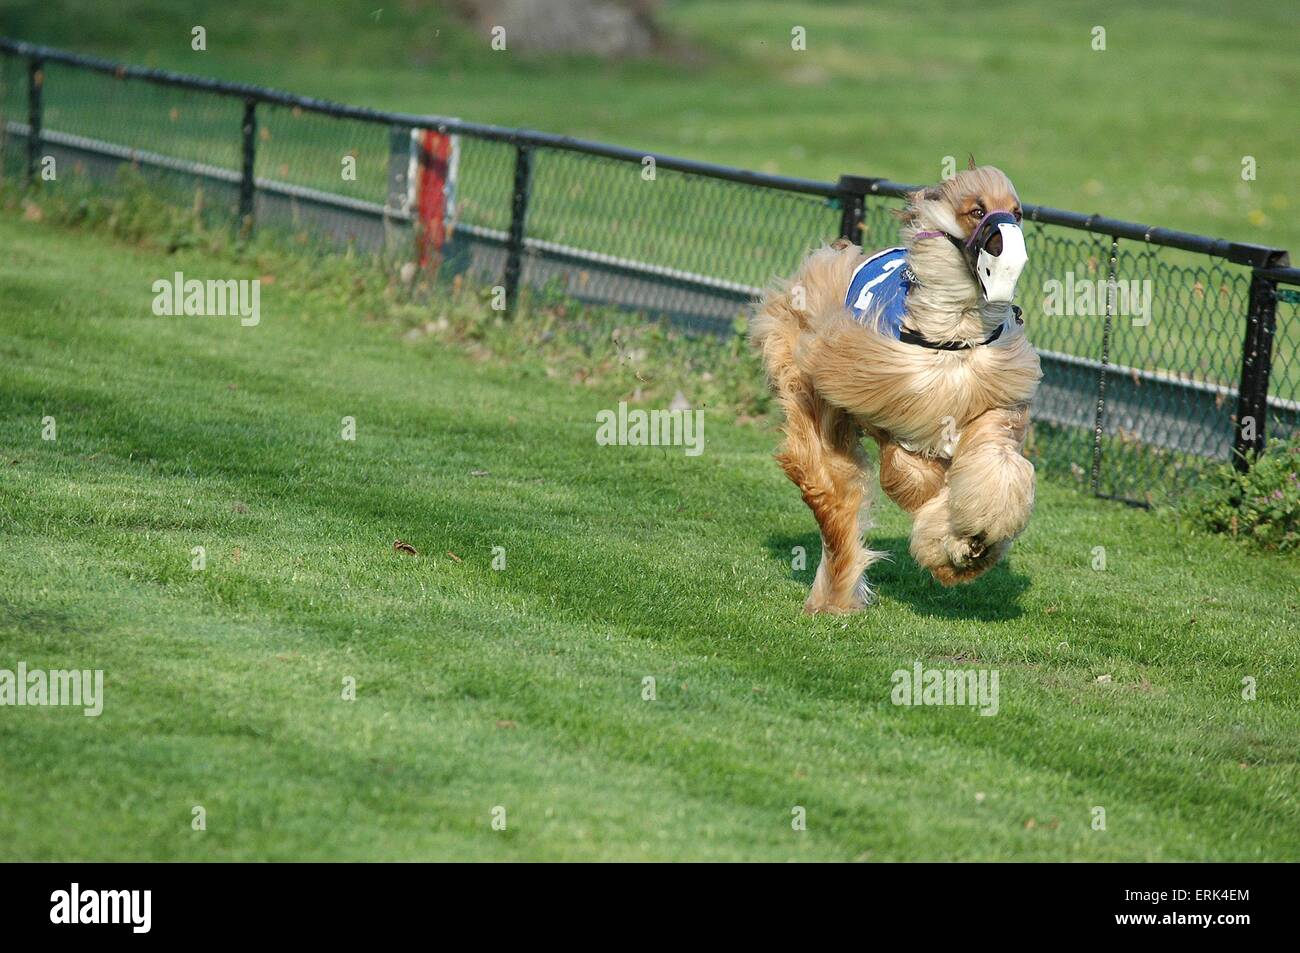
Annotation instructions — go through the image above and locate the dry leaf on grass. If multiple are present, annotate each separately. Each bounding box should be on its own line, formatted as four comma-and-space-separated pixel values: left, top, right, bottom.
392, 539, 418, 556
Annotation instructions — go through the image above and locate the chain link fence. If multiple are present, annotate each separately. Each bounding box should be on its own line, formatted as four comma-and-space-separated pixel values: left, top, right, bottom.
2, 38, 1296, 506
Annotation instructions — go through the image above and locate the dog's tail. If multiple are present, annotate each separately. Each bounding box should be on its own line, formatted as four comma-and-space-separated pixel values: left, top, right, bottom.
749, 240, 866, 428
749, 240, 862, 361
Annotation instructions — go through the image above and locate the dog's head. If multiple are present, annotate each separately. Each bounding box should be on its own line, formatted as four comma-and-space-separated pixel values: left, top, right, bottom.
903, 164, 1027, 305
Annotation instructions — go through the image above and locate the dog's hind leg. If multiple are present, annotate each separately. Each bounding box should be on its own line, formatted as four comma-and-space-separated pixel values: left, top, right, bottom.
752, 244, 883, 613
862, 426, 948, 514
777, 390, 883, 614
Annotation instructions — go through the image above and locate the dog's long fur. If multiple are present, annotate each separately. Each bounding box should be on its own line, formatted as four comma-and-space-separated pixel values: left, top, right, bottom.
751, 166, 1042, 613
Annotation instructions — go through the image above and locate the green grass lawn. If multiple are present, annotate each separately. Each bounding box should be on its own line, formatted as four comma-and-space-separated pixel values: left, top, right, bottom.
1, 211, 1297, 861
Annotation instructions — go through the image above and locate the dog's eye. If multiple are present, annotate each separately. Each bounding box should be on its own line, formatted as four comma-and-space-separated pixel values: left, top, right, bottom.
970, 208, 984, 219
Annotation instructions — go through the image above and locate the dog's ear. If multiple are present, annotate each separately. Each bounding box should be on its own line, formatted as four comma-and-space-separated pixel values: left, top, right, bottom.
894, 188, 931, 224
967, 153, 977, 171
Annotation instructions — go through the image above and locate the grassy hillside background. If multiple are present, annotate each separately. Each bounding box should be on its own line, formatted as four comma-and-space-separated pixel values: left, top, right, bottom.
1, 0, 1296, 254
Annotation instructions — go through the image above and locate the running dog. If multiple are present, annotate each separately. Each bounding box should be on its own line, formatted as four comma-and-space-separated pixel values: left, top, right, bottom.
751, 163, 1041, 613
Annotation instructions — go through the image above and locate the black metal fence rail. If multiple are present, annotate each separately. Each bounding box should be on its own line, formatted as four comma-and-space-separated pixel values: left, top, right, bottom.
1, 37, 1296, 505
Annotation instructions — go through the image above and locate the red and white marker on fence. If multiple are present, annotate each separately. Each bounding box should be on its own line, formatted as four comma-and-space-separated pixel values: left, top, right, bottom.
408, 128, 460, 270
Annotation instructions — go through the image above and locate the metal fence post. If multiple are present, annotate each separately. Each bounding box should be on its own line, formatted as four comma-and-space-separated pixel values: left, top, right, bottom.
836, 175, 876, 244
1232, 270, 1280, 470
1089, 237, 1119, 495
26, 56, 43, 187
503, 143, 532, 315
238, 97, 257, 235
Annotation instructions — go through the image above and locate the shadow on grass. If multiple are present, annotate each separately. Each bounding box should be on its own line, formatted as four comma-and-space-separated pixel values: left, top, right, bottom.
765, 532, 1030, 622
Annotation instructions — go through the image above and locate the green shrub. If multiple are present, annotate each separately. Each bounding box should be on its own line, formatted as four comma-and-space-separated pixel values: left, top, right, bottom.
1182, 433, 1300, 552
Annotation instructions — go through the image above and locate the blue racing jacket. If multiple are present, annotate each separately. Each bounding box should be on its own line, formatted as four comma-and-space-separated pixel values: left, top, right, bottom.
844, 247, 914, 337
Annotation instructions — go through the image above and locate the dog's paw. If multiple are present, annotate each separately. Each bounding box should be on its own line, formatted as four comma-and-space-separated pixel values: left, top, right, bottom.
802, 597, 864, 615
928, 538, 1012, 586
803, 576, 873, 615
942, 533, 986, 568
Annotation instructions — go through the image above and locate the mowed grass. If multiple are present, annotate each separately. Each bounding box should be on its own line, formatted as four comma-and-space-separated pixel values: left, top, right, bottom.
1, 213, 1298, 861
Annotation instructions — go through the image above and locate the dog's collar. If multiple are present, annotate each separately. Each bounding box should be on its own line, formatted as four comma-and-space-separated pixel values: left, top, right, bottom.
913, 229, 969, 259
897, 306, 1022, 351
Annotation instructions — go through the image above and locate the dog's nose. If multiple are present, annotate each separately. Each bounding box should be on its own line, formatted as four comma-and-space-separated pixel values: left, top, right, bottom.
976, 210, 1018, 255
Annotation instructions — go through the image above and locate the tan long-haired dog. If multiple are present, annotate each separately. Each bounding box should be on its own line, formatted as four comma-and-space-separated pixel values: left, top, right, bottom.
751, 164, 1042, 613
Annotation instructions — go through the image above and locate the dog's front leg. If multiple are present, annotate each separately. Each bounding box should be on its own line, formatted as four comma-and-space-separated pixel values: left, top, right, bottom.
906, 406, 1032, 586
945, 404, 1035, 559
908, 488, 1005, 585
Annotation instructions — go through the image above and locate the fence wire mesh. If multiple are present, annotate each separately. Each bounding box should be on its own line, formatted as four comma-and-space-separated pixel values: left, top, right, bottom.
20, 60, 245, 228
2, 41, 1296, 507
519, 148, 840, 333
1271, 289, 1300, 440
